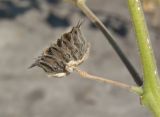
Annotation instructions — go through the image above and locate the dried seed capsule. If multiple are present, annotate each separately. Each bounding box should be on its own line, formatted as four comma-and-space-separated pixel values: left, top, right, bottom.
30, 22, 90, 77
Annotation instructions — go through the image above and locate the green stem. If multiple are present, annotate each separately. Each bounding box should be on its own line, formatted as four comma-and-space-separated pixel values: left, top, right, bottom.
128, 0, 160, 117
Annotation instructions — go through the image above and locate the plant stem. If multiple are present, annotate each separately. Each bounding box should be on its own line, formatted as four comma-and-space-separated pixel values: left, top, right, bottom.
72, 66, 141, 93
128, 0, 160, 116
66, 0, 143, 86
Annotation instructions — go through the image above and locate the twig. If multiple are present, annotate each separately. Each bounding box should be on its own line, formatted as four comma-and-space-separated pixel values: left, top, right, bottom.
72, 66, 133, 91
66, 0, 143, 86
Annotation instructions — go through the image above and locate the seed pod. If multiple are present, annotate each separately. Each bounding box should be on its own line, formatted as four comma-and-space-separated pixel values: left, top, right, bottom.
30, 22, 90, 77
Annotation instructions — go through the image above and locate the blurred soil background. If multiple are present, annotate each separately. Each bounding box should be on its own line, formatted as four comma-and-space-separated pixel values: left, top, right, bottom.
0, 0, 160, 117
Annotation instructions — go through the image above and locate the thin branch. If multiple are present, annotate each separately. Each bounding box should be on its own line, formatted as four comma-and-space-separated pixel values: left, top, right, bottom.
72, 66, 133, 91
66, 0, 143, 86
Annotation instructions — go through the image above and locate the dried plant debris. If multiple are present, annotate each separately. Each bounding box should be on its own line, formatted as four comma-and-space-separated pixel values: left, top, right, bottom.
30, 22, 90, 77
142, 0, 160, 13
142, 0, 160, 35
